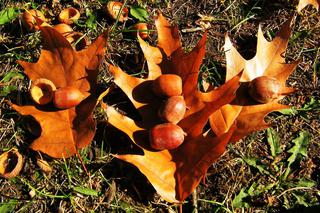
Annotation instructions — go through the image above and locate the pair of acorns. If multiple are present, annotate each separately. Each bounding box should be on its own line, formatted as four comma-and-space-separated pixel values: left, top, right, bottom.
30, 78, 84, 109
149, 74, 187, 151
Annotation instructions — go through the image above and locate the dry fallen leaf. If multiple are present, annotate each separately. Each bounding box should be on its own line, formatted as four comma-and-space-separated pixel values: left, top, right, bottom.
104, 12, 240, 202
12, 26, 107, 158
297, 0, 320, 12
195, 14, 215, 29
36, 158, 53, 174
209, 18, 298, 142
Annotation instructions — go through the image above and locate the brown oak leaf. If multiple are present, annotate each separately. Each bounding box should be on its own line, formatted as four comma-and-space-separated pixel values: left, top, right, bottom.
12, 26, 107, 158
103, 12, 240, 202
297, 0, 320, 12
209, 18, 298, 142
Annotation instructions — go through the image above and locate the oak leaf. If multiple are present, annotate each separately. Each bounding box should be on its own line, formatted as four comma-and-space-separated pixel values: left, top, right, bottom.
297, 0, 320, 12
104, 13, 240, 202
12, 26, 108, 158
210, 18, 298, 142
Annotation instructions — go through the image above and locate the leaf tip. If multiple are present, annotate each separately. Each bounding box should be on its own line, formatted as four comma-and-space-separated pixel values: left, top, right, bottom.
224, 33, 234, 51
155, 10, 163, 19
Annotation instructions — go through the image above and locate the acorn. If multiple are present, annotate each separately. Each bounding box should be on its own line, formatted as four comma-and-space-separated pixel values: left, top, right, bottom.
149, 123, 186, 150
133, 23, 148, 39
0, 148, 24, 179
248, 76, 281, 103
158, 95, 186, 124
53, 86, 84, 109
58, 7, 80, 25
152, 74, 183, 97
30, 78, 56, 105
21, 9, 47, 31
105, 1, 129, 22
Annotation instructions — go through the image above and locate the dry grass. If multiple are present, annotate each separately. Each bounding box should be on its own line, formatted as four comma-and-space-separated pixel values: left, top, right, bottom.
0, 0, 319, 212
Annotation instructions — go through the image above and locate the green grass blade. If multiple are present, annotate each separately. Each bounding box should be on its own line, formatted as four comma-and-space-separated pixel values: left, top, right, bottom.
73, 186, 99, 196
267, 128, 282, 157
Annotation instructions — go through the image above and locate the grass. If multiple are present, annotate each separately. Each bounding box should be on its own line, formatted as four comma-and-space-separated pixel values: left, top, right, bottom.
0, 0, 319, 212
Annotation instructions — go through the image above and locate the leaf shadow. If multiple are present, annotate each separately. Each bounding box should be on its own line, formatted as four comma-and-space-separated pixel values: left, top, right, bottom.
232, 82, 262, 106
104, 86, 142, 121
92, 123, 157, 203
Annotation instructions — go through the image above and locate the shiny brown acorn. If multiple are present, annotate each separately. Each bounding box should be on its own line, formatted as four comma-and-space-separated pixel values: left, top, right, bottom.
30, 78, 56, 105
53, 86, 84, 109
149, 123, 186, 150
152, 74, 183, 97
133, 23, 148, 39
58, 7, 80, 25
248, 76, 281, 103
0, 148, 24, 179
105, 1, 129, 22
21, 9, 47, 31
158, 95, 186, 124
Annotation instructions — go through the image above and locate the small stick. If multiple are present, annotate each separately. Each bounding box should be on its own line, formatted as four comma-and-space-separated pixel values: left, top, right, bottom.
192, 189, 198, 213
181, 27, 204, 33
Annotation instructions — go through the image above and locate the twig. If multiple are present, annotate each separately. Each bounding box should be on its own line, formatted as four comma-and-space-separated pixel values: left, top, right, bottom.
181, 27, 205, 33
179, 203, 183, 213
277, 187, 319, 198
192, 189, 198, 213
76, 151, 90, 177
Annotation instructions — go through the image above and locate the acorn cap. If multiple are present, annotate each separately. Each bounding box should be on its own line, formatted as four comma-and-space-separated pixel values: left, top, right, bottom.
53, 23, 73, 36
0, 148, 24, 179
53, 23, 74, 43
133, 23, 148, 39
58, 7, 80, 25
70, 32, 91, 50
105, 1, 129, 22
30, 78, 56, 105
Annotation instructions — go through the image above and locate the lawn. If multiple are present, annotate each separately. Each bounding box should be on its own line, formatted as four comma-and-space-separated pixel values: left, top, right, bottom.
0, 0, 319, 212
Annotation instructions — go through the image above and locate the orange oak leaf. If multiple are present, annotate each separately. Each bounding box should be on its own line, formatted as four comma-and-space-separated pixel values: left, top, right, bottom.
209, 18, 298, 142
103, 13, 241, 202
12, 26, 108, 158
297, 0, 320, 12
